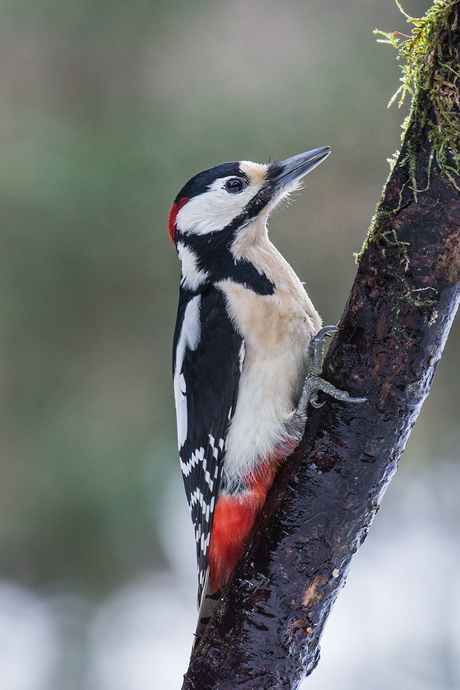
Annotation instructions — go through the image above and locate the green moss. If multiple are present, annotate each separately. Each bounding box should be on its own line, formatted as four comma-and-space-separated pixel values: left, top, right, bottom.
383, 0, 460, 182
387, 281, 439, 321
356, 0, 460, 264
375, 1, 447, 108
355, 207, 410, 263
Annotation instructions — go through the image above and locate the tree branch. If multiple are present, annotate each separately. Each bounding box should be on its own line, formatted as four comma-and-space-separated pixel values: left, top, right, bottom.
182, 2, 460, 687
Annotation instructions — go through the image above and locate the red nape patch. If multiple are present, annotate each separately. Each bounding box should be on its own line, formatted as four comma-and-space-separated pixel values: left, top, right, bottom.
208, 465, 277, 593
168, 197, 188, 243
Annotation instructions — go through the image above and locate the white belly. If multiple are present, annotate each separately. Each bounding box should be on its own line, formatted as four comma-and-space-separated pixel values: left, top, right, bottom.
218, 252, 321, 485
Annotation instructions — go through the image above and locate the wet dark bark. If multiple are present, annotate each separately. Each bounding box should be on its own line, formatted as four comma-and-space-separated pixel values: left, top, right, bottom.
182, 4, 460, 688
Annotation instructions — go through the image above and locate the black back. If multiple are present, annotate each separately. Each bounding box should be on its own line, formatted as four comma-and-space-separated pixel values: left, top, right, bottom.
173, 285, 243, 601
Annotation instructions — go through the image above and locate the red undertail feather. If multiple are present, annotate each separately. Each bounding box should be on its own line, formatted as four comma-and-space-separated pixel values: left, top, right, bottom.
208, 464, 278, 593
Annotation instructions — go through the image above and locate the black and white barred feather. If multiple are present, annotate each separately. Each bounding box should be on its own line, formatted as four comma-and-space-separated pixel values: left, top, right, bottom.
173, 285, 243, 602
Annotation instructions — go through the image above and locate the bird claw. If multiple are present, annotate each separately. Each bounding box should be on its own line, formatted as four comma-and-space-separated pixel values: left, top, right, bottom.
297, 325, 366, 416
307, 325, 339, 376
341, 394, 367, 404
309, 392, 326, 409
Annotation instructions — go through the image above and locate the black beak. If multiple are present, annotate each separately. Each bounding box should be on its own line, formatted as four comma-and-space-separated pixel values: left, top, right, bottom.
238, 146, 331, 226
267, 146, 331, 191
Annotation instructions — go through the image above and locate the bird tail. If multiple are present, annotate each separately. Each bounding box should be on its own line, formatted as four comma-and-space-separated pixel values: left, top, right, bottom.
192, 465, 278, 649
193, 570, 220, 649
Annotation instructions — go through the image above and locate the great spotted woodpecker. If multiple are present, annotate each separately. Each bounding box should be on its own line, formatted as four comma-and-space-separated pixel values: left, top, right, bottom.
169, 147, 364, 643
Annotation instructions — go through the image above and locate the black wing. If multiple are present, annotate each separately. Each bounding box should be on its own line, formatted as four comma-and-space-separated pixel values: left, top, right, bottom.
173, 286, 243, 603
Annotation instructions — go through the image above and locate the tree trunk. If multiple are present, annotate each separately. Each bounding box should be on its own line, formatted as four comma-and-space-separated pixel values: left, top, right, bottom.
182, 2, 460, 687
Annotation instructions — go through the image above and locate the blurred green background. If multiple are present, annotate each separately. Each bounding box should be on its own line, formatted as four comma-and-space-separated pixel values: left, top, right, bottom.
1, 0, 457, 601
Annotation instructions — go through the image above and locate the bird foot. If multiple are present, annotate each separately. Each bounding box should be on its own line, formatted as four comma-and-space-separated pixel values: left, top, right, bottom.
297, 326, 366, 415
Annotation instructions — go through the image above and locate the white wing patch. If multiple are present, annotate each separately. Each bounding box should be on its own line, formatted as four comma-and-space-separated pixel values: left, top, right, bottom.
173, 295, 201, 449
238, 340, 246, 372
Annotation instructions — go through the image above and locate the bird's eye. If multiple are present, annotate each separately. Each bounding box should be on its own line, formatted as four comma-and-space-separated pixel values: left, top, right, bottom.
224, 178, 247, 194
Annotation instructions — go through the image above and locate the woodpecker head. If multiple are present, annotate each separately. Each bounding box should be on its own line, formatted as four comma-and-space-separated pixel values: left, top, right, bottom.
169, 146, 330, 292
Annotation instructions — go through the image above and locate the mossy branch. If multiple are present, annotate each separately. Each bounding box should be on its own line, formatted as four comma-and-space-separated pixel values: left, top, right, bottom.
182, 2, 460, 688
358, 0, 460, 264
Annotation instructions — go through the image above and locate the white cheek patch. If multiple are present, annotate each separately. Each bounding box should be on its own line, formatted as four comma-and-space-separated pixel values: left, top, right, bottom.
175, 177, 261, 235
